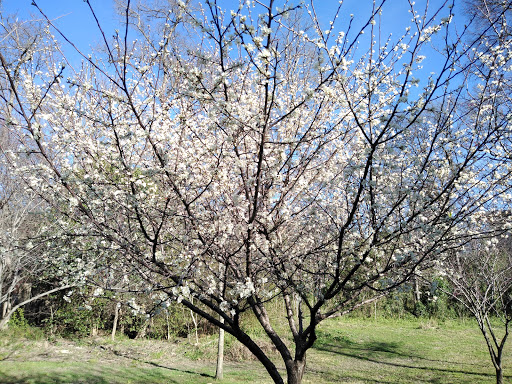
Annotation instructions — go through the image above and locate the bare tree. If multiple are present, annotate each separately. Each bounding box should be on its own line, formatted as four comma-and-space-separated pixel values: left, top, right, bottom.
464, 0, 511, 42
1, 0, 512, 383
444, 234, 512, 384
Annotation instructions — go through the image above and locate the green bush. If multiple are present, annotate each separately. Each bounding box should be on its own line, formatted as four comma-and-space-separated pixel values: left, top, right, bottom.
44, 295, 109, 338
416, 278, 460, 319
5, 309, 44, 340
9, 308, 30, 329
146, 305, 190, 339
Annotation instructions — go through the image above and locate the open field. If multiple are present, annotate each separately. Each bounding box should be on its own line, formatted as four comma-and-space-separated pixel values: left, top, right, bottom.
0, 317, 510, 384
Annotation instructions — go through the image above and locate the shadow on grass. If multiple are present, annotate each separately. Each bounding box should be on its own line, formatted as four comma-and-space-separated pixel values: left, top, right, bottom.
315, 331, 487, 368
315, 339, 501, 380
0, 368, 181, 384
100, 345, 214, 379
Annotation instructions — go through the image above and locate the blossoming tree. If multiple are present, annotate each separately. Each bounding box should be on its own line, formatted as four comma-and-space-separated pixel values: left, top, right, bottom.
0, 10, 76, 330
1, 0, 512, 382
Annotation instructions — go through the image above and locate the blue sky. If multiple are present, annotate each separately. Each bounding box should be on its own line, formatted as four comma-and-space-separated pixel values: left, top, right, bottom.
3, 0, 452, 52
2, 0, 457, 89
3, 0, 119, 56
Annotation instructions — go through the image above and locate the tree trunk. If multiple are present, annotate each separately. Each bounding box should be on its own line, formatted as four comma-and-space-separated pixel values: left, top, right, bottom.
111, 302, 120, 341
232, 329, 284, 384
1, 300, 10, 321
190, 309, 199, 345
216, 271, 225, 379
413, 275, 421, 316
165, 308, 170, 341
215, 317, 225, 380
20, 283, 32, 302
285, 358, 306, 384
49, 305, 55, 336
90, 318, 98, 337
136, 317, 150, 339
496, 366, 503, 384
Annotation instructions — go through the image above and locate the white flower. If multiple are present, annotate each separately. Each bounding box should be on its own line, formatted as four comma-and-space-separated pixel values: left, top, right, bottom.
261, 26, 272, 36
253, 36, 263, 47
258, 49, 271, 59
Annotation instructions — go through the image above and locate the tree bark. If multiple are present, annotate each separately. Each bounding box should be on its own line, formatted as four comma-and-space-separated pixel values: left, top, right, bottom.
496, 367, 503, 384
90, 321, 98, 337
1, 300, 10, 320
136, 316, 150, 339
413, 275, 422, 316
165, 308, 170, 341
233, 329, 284, 384
285, 358, 306, 384
111, 302, 120, 341
215, 317, 225, 380
190, 309, 199, 345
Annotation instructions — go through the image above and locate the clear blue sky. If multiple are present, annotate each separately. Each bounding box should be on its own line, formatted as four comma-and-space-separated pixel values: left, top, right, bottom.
3, 0, 118, 56
2, 0, 456, 85
3, 0, 452, 50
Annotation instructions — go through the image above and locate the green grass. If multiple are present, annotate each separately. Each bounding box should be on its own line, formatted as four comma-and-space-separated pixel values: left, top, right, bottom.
309, 316, 510, 383
0, 360, 273, 384
0, 317, 509, 384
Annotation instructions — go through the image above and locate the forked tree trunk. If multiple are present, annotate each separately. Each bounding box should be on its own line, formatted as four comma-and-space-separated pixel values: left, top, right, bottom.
478, 317, 508, 384
495, 344, 506, 384
285, 358, 306, 384
232, 329, 284, 384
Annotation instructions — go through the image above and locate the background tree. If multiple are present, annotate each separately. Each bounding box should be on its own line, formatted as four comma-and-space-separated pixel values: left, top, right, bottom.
462, 0, 512, 169
0, 8, 76, 330
439, 4, 512, 382
1, 1, 512, 383
443, 232, 512, 384
464, 0, 511, 42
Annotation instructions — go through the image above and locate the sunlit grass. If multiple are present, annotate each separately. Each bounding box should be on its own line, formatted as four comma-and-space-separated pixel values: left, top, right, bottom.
0, 316, 510, 383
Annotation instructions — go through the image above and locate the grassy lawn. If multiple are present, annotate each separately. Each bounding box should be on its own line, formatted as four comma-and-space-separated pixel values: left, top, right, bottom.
308, 317, 509, 383
0, 317, 509, 384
